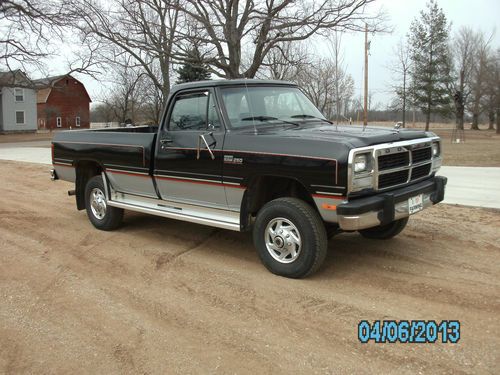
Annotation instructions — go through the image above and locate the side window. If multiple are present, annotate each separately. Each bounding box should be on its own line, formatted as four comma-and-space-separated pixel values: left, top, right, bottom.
207, 93, 221, 130
169, 91, 208, 131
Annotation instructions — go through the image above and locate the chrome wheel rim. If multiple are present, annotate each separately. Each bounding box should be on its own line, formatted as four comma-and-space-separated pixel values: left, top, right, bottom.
265, 217, 302, 264
90, 187, 107, 220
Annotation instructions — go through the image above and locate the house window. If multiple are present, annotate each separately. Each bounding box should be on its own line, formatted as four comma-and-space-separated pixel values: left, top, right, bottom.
16, 111, 25, 125
15, 88, 24, 102
75, 116, 81, 127
56, 117, 62, 127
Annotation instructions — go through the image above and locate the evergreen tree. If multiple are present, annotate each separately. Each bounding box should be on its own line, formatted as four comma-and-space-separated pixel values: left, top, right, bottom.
176, 48, 211, 83
408, 0, 453, 130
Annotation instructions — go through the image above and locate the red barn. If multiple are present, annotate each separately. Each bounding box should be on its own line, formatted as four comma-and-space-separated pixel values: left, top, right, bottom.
34, 75, 91, 130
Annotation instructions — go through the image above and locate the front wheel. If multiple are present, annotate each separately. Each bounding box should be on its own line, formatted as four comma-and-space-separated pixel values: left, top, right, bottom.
85, 175, 123, 231
358, 217, 409, 240
253, 198, 327, 278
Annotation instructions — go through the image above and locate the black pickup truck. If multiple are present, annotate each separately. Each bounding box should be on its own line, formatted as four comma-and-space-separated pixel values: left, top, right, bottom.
51, 79, 447, 278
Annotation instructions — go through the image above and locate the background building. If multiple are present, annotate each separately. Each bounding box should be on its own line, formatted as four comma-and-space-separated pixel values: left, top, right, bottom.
0, 70, 37, 133
35, 75, 91, 130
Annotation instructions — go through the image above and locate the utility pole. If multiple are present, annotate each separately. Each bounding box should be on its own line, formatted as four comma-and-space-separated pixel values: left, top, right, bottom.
363, 24, 369, 126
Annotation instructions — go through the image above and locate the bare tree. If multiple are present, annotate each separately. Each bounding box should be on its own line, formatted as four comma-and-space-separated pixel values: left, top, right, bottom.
101, 56, 148, 124
389, 39, 411, 127
482, 48, 500, 132
468, 32, 494, 130
68, 0, 182, 108
261, 41, 309, 81
297, 57, 354, 120
327, 31, 350, 124
179, 0, 385, 78
451, 27, 481, 130
0, 0, 68, 69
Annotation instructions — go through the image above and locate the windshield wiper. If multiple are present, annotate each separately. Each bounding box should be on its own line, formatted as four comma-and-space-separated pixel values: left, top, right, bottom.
290, 114, 334, 125
241, 116, 300, 127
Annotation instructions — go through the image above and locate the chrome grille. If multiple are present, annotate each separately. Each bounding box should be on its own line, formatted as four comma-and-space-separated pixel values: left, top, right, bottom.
376, 145, 433, 190
379, 170, 409, 189
412, 148, 432, 163
378, 152, 409, 170
411, 164, 432, 180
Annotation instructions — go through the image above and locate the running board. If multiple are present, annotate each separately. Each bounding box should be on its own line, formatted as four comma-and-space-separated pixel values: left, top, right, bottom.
107, 199, 241, 231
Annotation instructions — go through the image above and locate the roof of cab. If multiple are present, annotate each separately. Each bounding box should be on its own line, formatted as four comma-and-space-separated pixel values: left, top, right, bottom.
170, 79, 296, 94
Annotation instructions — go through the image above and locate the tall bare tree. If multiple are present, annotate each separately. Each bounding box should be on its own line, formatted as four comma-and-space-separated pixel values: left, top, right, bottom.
179, 0, 385, 78
451, 27, 481, 130
101, 56, 148, 124
261, 41, 309, 81
68, 0, 181, 111
482, 48, 500, 133
389, 39, 411, 127
0, 0, 68, 69
468, 32, 494, 130
327, 31, 350, 124
297, 57, 354, 120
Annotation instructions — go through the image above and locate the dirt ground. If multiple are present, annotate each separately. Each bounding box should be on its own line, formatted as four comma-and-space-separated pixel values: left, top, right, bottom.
361, 123, 500, 167
0, 161, 499, 374
433, 128, 500, 167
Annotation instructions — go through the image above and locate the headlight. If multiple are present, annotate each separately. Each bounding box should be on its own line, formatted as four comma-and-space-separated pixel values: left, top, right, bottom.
354, 154, 368, 173
431, 142, 440, 157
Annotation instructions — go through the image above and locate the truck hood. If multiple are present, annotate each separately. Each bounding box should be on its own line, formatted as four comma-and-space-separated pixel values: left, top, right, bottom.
234, 124, 435, 148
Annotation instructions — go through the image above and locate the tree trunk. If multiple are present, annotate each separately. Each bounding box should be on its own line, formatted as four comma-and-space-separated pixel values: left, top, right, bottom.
457, 70, 465, 130
488, 111, 495, 130
497, 108, 500, 134
425, 102, 431, 131
471, 113, 480, 130
402, 70, 406, 128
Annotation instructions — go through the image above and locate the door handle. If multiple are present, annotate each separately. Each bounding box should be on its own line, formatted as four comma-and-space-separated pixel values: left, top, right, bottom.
160, 138, 173, 145
197, 133, 215, 160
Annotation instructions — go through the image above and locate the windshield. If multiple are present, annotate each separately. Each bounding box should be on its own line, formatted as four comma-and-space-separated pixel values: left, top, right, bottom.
220, 86, 326, 129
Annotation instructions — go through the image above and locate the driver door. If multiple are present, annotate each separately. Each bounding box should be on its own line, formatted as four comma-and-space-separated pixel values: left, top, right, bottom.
154, 89, 227, 209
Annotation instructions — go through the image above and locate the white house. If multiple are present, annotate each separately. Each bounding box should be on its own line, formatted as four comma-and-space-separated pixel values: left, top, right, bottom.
0, 70, 37, 133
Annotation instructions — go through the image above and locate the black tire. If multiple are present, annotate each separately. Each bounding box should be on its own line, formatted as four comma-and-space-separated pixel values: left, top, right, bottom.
358, 217, 409, 240
85, 175, 123, 231
253, 197, 327, 278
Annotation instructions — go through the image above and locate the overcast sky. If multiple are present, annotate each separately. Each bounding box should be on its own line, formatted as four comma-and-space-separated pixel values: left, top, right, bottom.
329, 0, 500, 107
52, 0, 500, 109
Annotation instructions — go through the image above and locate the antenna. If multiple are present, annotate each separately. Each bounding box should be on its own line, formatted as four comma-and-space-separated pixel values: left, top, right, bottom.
243, 80, 257, 135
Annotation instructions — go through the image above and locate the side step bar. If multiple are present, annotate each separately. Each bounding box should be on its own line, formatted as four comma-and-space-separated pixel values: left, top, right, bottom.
107, 200, 241, 232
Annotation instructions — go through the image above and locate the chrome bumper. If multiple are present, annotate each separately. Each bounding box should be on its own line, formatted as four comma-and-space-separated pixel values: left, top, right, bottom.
336, 176, 447, 231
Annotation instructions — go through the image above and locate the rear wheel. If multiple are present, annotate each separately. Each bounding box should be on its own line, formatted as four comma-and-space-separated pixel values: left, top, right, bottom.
358, 217, 409, 240
253, 197, 327, 278
85, 175, 123, 231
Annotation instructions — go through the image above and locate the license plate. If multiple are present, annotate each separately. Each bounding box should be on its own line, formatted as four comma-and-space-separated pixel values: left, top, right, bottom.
408, 194, 423, 215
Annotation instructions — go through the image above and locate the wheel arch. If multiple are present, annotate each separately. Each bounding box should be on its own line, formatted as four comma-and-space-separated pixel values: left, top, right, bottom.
239, 174, 317, 231
74, 159, 105, 210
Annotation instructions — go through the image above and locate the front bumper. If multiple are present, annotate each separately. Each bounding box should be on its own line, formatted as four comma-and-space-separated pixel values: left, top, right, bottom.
336, 176, 447, 231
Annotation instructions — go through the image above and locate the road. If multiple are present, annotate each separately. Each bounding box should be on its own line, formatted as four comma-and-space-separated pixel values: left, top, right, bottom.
439, 167, 500, 209
0, 141, 498, 209
0, 161, 498, 373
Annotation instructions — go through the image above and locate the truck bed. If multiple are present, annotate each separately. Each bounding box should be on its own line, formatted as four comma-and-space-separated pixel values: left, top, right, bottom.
52, 126, 158, 177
